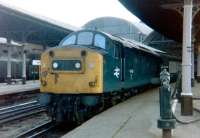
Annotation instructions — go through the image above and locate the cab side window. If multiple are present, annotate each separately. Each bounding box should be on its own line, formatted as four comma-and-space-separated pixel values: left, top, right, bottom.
94, 34, 106, 49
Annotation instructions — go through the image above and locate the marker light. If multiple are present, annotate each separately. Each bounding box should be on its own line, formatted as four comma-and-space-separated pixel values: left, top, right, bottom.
75, 62, 81, 69
53, 62, 58, 69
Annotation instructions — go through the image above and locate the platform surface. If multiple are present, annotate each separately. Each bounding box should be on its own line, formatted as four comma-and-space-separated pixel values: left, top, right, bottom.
0, 80, 39, 95
63, 83, 200, 138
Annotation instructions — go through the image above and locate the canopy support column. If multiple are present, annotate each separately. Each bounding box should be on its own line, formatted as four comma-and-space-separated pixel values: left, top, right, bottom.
6, 42, 12, 84
181, 0, 193, 116
22, 46, 27, 84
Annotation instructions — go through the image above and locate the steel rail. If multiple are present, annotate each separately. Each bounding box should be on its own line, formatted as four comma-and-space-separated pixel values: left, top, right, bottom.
0, 100, 38, 112
0, 101, 46, 124
15, 120, 54, 138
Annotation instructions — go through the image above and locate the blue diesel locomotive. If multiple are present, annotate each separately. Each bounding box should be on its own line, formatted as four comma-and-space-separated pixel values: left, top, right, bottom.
39, 30, 178, 123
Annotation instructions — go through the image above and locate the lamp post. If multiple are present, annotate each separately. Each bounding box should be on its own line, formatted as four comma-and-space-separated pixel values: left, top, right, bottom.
157, 67, 176, 138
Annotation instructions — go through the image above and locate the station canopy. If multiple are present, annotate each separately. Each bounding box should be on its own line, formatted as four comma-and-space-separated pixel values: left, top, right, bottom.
120, 0, 200, 42
0, 2, 78, 47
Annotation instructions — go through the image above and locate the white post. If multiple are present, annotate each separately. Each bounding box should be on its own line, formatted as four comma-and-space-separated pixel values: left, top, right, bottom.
181, 0, 193, 116
197, 45, 200, 82
191, 44, 195, 86
7, 44, 12, 84
22, 46, 26, 84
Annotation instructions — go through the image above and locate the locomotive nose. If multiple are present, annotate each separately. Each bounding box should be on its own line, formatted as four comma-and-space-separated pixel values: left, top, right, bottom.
49, 49, 86, 73
40, 47, 103, 94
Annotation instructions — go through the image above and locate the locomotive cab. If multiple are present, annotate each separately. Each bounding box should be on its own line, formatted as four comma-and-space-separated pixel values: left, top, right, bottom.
40, 30, 107, 94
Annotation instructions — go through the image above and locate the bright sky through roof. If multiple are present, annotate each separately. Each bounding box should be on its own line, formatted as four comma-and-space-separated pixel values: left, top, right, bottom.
0, 0, 152, 34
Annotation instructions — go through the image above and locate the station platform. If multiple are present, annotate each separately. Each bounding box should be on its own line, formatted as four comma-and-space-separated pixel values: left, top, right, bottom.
0, 80, 40, 95
63, 84, 200, 138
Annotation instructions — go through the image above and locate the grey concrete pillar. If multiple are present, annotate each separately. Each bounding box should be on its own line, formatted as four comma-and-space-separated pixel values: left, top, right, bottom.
22, 47, 27, 84
181, 0, 193, 116
197, 46, 200, 82
7, 45, 12, 84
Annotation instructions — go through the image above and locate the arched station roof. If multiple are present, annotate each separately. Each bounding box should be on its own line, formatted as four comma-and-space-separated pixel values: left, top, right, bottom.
120, 0, 200, 42
144, 31, 181, 57
0, 1, 79, 47
83, 17, 147, 42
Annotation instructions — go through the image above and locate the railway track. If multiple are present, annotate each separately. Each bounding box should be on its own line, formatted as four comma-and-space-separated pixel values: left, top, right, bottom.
15, 120, 55, 138
0, 89, 39, 107
0, 100, 46, 124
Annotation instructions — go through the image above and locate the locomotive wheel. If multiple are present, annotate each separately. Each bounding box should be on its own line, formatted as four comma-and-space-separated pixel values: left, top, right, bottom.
111, 97, 117, 105
74, 97, 85, 124
99, 97, 105, 112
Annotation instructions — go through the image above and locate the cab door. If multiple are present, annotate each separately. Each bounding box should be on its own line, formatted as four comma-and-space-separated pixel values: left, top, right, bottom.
115, 42, 125, 82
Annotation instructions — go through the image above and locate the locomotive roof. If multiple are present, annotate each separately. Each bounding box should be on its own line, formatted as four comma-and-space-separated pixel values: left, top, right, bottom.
91, 29, 166, 56
63, 29, 166, 56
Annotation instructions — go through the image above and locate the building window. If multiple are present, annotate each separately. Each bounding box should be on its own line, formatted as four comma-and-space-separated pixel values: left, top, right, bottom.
94, 34, 106, 49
